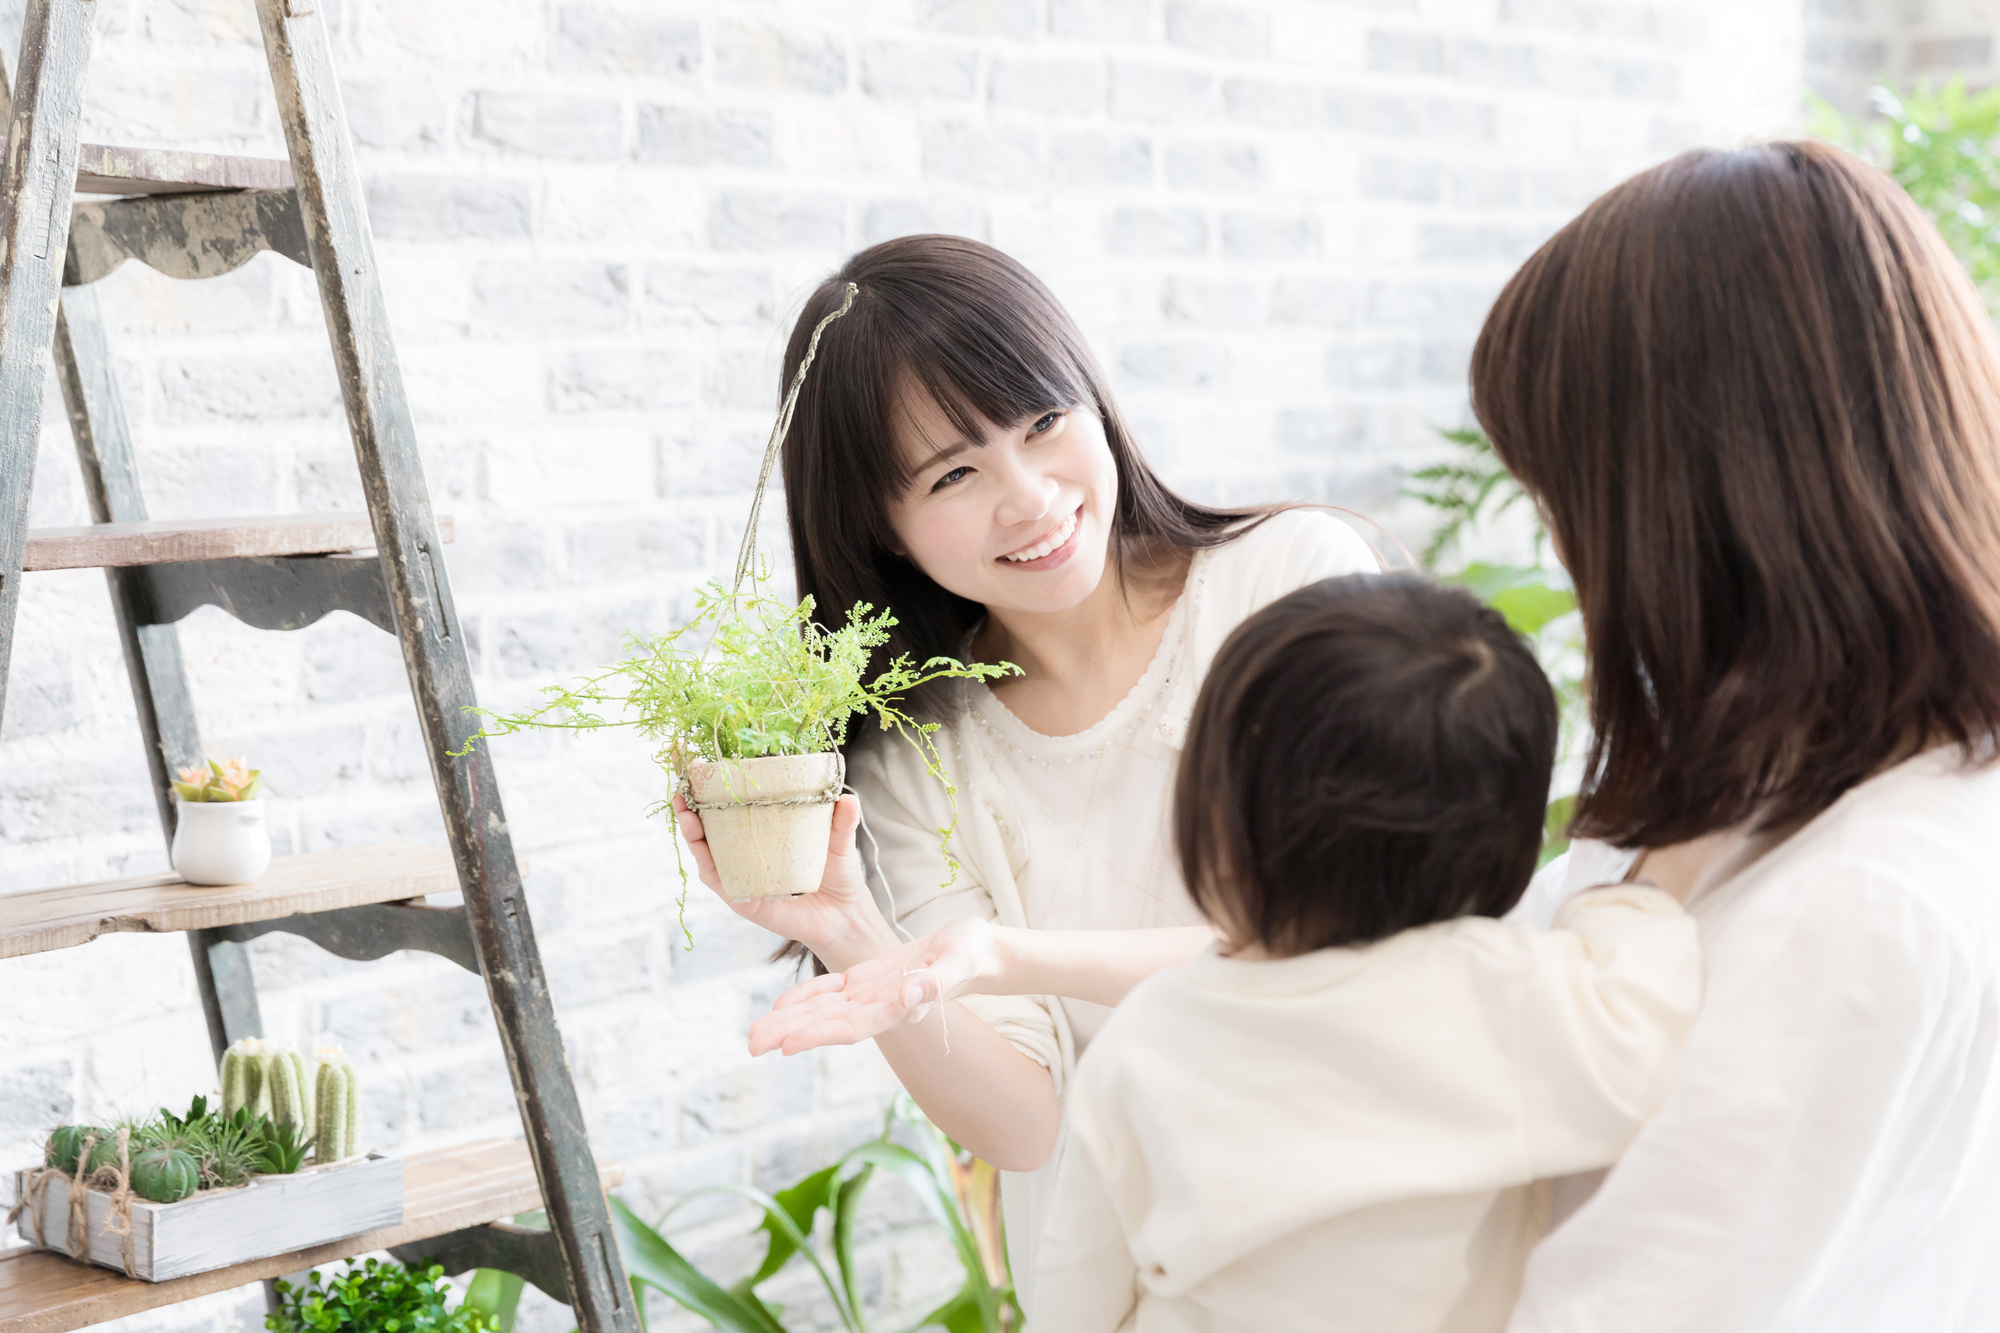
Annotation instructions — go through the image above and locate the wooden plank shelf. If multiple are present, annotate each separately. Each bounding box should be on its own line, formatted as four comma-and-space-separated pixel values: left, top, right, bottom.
75, 145, 293, 196
21, 512, 454, 572
0, 844, 460, 960
0, 1140, 619, 1333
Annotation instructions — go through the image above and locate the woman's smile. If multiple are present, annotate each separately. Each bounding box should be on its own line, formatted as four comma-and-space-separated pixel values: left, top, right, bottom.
998, 505, 1082, 569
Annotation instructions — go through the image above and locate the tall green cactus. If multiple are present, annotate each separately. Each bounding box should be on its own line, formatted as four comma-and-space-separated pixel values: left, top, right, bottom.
220, 1037, 267, 1118
313, 1048, 360, 1165
265, 1047, 314, 1132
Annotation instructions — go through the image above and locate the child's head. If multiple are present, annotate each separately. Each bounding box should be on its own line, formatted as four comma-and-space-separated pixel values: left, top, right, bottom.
1176, 574, 1557, 957
778, 235, 1257, 720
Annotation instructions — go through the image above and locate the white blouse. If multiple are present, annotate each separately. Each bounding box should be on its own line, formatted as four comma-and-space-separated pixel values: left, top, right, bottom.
848, 510, 1380, 1303
1506, 745, 2000, 1331
1035, 886, 1702, 1333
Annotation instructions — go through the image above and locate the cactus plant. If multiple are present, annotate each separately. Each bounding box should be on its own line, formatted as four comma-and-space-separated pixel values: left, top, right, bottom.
221, 1036, 268, 1118
130, 1147, 200, 1203
314, 1049, 360, 1165
45, 1125, 105, 1175
265, 1047, 313, 1131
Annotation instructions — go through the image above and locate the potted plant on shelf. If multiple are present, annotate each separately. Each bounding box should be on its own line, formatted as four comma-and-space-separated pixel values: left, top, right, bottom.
457, 284, 1015, 909
9, 1044, 397, 1282
170, 755, 270, 886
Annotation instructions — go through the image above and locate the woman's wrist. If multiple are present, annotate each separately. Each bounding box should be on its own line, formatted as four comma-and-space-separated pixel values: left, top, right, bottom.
808, 907, 904, 974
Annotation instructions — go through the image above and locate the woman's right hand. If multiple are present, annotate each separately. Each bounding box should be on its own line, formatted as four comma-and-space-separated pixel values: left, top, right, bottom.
672, 790, 898, 970
747, 916, 999, 1056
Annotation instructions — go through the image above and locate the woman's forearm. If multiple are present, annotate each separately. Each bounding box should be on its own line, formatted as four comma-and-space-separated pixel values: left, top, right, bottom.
875, 1002, 1061, 1171
981, 925, 1217, 1008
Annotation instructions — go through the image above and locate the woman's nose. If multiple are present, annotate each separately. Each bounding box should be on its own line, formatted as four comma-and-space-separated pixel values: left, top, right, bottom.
992, 462, 1055, 528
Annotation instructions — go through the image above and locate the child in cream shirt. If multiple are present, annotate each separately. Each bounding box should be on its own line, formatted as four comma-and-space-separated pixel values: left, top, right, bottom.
1034, 574, 1702, 1333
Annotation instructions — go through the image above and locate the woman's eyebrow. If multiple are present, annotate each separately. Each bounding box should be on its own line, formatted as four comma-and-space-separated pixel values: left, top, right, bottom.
911, 438, 977, 474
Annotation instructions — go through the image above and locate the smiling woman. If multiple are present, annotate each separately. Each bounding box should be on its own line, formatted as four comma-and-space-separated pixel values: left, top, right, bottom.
665, 235, 1380, 1303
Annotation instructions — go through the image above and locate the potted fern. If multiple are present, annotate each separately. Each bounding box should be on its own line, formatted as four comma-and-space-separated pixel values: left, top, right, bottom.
463, 579, 1009, 901
459, 284, 1013, 903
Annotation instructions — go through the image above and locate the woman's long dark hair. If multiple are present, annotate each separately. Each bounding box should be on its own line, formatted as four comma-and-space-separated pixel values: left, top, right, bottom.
779, 235, 1263, 727
1472, 141, 2000, 848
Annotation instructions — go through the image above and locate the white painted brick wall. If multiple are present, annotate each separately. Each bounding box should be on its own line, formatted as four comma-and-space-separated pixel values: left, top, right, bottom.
1, 2, 1799, 1329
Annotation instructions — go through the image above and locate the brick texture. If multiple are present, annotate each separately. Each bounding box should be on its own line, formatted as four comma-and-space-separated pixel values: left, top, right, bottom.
3, 1, 1801, 1328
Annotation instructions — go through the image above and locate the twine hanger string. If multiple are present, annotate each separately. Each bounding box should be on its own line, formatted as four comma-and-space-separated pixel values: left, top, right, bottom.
732, 281, 859, 595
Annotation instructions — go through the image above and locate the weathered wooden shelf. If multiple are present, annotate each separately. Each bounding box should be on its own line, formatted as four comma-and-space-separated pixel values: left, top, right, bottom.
0, 1140, 619, 1333
21, 512, 454, 572
75, 144, 293, 196
0, 844, 459, 960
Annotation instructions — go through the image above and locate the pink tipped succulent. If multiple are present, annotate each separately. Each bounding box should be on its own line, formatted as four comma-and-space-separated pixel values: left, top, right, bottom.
173, 755, 266, 803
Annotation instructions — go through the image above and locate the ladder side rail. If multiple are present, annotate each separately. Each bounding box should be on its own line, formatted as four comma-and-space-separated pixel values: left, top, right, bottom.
251, 5, 637, 1330
51, 288, 266, 1078
0, 0, 95, 736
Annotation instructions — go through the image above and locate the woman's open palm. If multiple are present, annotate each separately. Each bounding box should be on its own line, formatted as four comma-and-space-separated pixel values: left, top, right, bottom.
747, 917, 995, 1056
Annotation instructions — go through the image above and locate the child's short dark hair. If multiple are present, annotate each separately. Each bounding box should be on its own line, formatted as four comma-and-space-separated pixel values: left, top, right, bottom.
1175, 573, 1558, 957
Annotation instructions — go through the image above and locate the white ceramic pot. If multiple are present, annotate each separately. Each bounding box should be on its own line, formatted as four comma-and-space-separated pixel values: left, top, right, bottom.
172, 799, 273, 887
686, 752, 841, 900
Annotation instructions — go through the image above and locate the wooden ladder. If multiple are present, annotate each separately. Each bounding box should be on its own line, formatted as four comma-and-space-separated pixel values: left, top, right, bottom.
0, 2, 639, 1331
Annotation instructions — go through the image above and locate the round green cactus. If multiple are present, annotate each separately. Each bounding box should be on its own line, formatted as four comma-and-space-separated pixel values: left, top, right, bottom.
130, 1147, 200, 1203
44, 1125, 104, 1174
85, 1134, 127, 1178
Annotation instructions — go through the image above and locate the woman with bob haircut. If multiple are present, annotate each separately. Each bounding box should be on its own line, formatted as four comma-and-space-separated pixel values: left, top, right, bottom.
670, 234, 1380, 1292
1477, 140, 2000, 1327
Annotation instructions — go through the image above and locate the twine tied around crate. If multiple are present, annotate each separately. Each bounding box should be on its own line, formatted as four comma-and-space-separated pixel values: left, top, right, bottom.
730, 281, 857, 595
678, 751, 846, 813
6, 1127, 140, 1278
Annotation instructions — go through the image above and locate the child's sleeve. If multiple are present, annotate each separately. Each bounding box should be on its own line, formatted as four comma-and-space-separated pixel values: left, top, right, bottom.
1514, 885, 1703, 1178
1033, 1114, 1141, 1333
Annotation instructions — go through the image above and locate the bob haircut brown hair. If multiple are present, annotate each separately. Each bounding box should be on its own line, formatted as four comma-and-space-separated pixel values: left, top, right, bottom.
1473, 141, 2000, 849
779, 235, 1262, 724
1175, 574, 1557, 957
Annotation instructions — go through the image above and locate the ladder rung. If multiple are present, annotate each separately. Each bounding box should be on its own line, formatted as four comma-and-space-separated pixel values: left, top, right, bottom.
0, 1140, 622, 1333
0, 844, 459, 960
21, 513, 454, 572
75, 143, 293, 196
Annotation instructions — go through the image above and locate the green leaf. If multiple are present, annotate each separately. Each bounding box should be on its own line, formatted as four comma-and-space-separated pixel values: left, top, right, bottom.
610, 1198, 788, 1333
462, 1271, 524, 1333
1444, 563, 1578, 637
748, 1163, 837, 1286
172, 780, 209, 803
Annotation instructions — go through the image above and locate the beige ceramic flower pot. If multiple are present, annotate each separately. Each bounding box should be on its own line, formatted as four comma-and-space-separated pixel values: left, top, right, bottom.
686, 752, 841, 900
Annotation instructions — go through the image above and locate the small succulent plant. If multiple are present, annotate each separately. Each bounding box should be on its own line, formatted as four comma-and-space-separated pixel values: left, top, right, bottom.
173, 755, 265, 803
256, 1121, 315, 1176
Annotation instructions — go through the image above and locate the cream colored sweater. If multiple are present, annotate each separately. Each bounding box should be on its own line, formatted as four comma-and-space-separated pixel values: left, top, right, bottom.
1035, 887, 1702, 1333
847, 510, 1380, 1301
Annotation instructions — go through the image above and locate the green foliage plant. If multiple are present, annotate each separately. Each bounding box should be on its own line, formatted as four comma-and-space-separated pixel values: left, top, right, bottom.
611, 1097, 1020, 1333
1811, 79, 2000, 305
267, 1260, 497, 1333
458, 576, 1015, 929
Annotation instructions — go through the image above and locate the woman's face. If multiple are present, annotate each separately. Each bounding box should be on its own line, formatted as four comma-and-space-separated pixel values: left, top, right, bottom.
885, 386, 1119, 616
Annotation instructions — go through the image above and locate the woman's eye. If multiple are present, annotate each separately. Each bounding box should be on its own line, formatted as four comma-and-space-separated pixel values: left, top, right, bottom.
1030, 410, 1063, 435
931, 466, 972, 492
